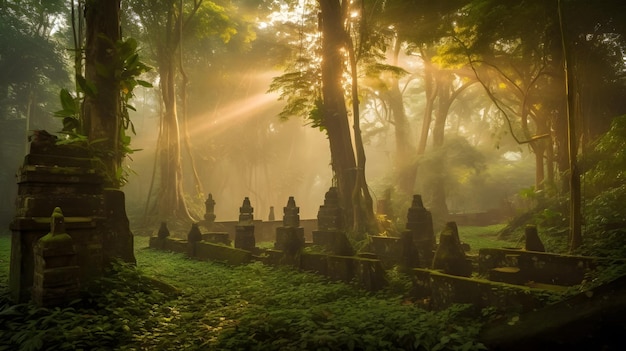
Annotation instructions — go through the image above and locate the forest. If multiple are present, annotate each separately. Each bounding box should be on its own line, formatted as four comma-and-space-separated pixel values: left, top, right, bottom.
1, 0, 626, 350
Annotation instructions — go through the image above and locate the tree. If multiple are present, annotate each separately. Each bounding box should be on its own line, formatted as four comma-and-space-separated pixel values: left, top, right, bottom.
454, 0, 626, 250
268, 0, 378, 236
0, 0, 68, 127
125, 0, 239, 220
83, 0, 122, 184
317, 0, 377, 237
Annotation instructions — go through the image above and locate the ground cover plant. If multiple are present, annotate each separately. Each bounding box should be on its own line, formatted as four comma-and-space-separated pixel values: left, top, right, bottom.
0, 234, 490, 350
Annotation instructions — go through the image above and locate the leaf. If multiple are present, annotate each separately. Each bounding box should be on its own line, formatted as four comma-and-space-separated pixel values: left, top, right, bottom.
137, 80, 153, 88
77, 74, 97, 98
125, 53, 139, 69
59, 89, 76, 113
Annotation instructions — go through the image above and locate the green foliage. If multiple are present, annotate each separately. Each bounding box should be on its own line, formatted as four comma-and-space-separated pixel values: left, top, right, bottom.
0, 236, 488, 350
218, 298, 485, 351
53, 36, 151, 186
0, 260, 171, 351
502, 118, 626, 255
580, 184, 626, 257
459, 224, 508, 253
0, 1, 69, 124
268, 68, 323, 129
499, 192, 570, 252
584, 115, 626, 194
111, 36, 153, 134
573, 115, 626, 257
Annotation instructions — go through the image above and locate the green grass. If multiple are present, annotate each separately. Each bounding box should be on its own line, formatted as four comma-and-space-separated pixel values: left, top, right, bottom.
0, 234, 487, 351
0, 232, 10, 290
457, 224, 516, 254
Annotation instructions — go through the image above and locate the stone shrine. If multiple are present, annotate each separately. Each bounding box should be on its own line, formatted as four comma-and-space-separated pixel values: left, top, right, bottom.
202, 193, 217, 230
312, 187, 354, 256
31, 207, 80, 307
274, 197, 305, 258
234, 197, 256, 251
158, 222, 170, 239
524, 225, 545, 252
431, 221, 472, 277
9, 139, 135, 303
187, 222, 203, 256
404, 195, 435, 266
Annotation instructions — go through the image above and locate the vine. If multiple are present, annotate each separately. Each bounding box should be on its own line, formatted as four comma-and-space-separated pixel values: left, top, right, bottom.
54, 36, 152, 185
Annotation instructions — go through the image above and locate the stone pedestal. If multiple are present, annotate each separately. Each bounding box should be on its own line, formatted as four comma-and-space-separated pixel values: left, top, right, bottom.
31, 208, 80, 307
432, 222, 472, 277
400, 231, 420, 270
316, 187, 344, 231
274, 197, 305, 253
234, 197, 255, 251
201, 193, 217, 231
150, 222, 170, 250
275, 227, 305, 253
404, 195, 435, 266
102, 189, 135, 265
187, 223, 203, 257
312, 230, 354, 256
312, 187, 354, 256
235, 225, 255, 251
524, 225, 545, 252
9, 140, 135, 303
202, 232, 231, 245
274, 196, 305, 264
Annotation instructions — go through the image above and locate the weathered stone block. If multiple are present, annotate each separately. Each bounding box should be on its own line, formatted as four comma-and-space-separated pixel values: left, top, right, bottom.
149, 236, 166, 250
102, 189, 135, 265
353, 256, 387, 291
163, 238, 188, 254
478, 248, 622, 286
10, 143, 135, 304
274, 227, 305, 254
202, 232, 231, 245
300, 252, 328, 275
370, 236, 403, 268
195, 242, 252, 265
312, 230, 354, 256
410, 268, 433, 299
31, 208, 80, 307
257, 249, 284, 266
34, 266, 80, 287
428, 270, 549, 312
235, 225, 255, 251
432, 223, 472, 277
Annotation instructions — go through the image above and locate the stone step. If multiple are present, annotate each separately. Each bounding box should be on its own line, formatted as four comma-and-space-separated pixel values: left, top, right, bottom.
24, 153, 94, 168
17, 166, 102, 184
489, 266, 524, 285
18, 182, 102, 196
14, 194, 104, 217
504, 253, 521, 267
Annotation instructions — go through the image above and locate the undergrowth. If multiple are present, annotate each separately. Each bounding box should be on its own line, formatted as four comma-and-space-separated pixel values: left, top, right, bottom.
0, 235, 487, 351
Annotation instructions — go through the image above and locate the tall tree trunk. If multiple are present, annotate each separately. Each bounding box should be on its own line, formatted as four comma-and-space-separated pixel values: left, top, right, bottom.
531, 141, 546, 191
417, 51, 436, 156
388, 39, 417, 197
345, 6, 378, 238
558, 0, 582, 251
427, 71, 473, 217
178, 0, 204, 198
84, 0, 121, 187
429, 74, 451, 217
146, 0, 204, 221
318, 0, 358, 225
156, 56, 192, 219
